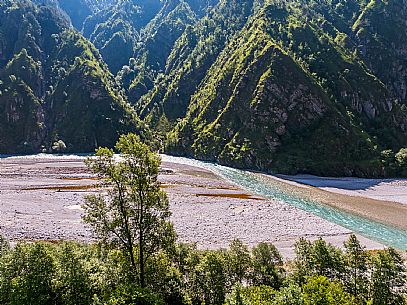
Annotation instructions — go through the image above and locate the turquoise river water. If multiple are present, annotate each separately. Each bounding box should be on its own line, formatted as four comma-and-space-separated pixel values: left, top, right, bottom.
162, 155, 407, 250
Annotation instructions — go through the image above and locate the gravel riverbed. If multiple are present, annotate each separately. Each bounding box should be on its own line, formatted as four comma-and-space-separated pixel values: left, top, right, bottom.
0, 155, 383, 258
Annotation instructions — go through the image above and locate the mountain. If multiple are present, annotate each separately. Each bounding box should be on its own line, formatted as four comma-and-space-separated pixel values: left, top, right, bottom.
163, 0, 407, 176
136, 0, 258, 126
0, 0, 145, 154
32, 0, 114, 29
113, 0, 220, 104
1, 0, 406, 177
118, 0, 199, 103
353, 0, 407, 103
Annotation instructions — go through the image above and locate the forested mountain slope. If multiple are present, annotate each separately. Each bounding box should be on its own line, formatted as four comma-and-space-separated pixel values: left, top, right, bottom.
0, 0, 145, 153
32, 0, 114, 28
137, 0, 258, 124
1, 0, 406, 176
163, 0, 407, 176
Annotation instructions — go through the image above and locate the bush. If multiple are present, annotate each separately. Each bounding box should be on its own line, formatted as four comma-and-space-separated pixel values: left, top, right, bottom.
395, 148, 407, 175
99, 285, 165, 305
0, 235, 9, 255
1, 243, 55, 305
370, 248, 407, 305
52, 140, 67, 153
302, 276, 355, 305
225, 285, 276, 305
274, 283, 304, 305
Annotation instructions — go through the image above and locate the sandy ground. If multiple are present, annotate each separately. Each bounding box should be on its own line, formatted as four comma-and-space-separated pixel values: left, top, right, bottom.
280, 174, 407, 205
0, 155, 387, 258
275, 175, 407, 231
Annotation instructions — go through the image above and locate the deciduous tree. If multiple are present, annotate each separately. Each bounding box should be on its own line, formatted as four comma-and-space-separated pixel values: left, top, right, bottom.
83, 133, 176, 288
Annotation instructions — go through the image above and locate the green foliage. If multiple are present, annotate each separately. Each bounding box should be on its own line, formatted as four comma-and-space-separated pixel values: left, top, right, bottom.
83, 133, 176, 287
302, 276, 355, 305
370, 248, 407, 305
225, 285, 276, 305
249, 242, 284, 289
0, 235, 9, 256
53, 242, 92, 305
343, 234, 369, 302
395, 148, 407, 168
99, 285, 165, 305
52, 139, 67, 152
273, 283, 304, 305
0, 243, 55, 305
0, 234, 405, 305
160, 0, 407, 178
294, 238, 345, 283
379, 148, 407, 176
0, 0, 148, 154
2, 0, 407, 177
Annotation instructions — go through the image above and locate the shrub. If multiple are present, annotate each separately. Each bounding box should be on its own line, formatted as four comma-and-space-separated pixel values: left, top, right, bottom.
302, 276, 355, 305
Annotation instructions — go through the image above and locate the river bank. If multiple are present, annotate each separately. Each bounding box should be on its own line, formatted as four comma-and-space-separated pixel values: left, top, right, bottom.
0, 154, 400, 257
279, 174, 407, 205
274, 174, 407, 230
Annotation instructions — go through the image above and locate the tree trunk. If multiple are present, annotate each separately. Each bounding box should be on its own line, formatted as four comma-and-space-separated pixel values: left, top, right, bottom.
117, 183, 137, 279
139, 199, 145, 288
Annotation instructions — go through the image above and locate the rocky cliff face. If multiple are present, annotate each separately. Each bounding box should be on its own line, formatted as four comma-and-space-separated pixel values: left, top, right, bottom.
165, 1, 407, 176
353, 0, 407, 103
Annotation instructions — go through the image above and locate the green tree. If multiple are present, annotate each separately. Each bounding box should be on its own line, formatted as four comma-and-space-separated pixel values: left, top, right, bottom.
0, 235, 9, 256
100, 285, 165, 305
302, 276, 355, 305
83, 133, 176, 288
395, 148, 407, 175
225, 285, 275, 305
226, 240, 251, 288
144, 252, 184, 304
54, 242, 92, 305
294, 238, 344, 284
395, 148, 407, 167
3, 243, 55, 305
343, 234, 369, 302
273, 283, 304, 305
197, 251, 227, 305
249, 243, 284, 289
370, 248, 407, 305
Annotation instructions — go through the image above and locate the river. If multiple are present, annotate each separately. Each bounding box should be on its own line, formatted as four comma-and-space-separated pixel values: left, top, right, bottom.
162, 155, 407, 250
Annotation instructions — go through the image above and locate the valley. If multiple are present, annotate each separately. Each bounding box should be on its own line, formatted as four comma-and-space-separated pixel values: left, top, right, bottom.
0, 1, 406, 303
1, 0, 406, 177
2, 154, 407, 258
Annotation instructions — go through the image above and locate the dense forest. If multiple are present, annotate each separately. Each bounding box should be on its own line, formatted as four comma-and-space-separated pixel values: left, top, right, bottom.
1, 0, 407, 177
0, 235, 406, 305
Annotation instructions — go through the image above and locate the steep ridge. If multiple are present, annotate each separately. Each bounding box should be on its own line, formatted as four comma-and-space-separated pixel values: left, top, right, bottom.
0, 0, 146, 153
137, 0, 257, 128
81, 0, 164, 73
166, 1, 407, 176
117, 0, 199, 104
352, 0, 407, 103
31, 0, 114, 29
